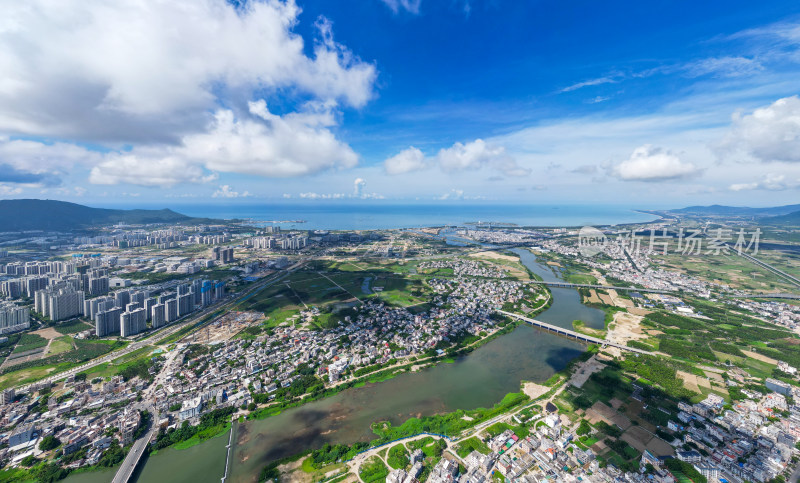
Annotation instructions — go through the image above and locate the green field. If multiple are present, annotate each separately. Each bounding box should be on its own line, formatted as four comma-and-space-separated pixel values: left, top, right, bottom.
47, 336, 74, 355
54, 320, 93, 335
236, 263, 434, 335
12, 333, 47, 354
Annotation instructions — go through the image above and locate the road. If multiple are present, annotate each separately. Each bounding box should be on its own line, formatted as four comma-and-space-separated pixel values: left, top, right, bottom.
497, 310, 654, 355
524, 280, 672, 294
111, 405, 157, 483
15, 261, 306, 392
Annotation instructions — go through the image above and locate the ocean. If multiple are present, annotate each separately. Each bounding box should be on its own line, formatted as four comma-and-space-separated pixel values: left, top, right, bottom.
152, 202, 660, 230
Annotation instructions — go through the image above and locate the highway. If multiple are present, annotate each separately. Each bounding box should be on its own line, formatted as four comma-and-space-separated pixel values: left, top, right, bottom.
497, 310, 654, 355
732, 293, 800, 300
15, 261, 305, 393
735, 250, 800, 289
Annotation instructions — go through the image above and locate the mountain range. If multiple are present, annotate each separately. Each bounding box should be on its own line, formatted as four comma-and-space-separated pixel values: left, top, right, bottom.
0, 199, 208, 232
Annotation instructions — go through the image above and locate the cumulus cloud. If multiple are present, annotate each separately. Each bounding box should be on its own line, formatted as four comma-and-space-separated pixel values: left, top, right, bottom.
192, 101, 359, 177
353, 178, 366, 196
383, 139, 529, 177
384, 147, 427, 175
89, 101, 359, 186
0, 138, 102, 187
380, 0, 422, 14
719, 96, 800, 163
729, 173, 799, 191
612, 145, 700, 181
212, 185, 252, 198
0, 0, 376, 143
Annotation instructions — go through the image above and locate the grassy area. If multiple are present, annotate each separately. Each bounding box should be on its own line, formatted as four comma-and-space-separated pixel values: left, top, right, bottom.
47, 336, 74, 356
54, 320, 93, 335
652, 245, 797, 292
0, 364, 59, 390
12, 333, 47, 354
172, 422, 230, 450
0, 337, 122, 389
386, 444, 409, 470
358, 456, 389, 483
77, 345, 157, 381
455, 437, 490, 458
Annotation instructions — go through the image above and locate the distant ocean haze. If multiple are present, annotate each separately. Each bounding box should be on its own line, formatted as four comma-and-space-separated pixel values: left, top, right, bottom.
111, 202, 659, 230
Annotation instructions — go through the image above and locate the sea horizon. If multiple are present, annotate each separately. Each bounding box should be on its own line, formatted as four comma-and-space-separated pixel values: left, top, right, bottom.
98, 201, 665, 230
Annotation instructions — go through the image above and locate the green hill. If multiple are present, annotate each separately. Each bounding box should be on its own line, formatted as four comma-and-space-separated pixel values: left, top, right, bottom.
670, 204, 800, 217
764, 210, 800, 226
0, 199, 206, 232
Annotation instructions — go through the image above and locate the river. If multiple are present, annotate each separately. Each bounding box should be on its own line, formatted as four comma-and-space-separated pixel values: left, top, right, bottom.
65, 247, 605, 483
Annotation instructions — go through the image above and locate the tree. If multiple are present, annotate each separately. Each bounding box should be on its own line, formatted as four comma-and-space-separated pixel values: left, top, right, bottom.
576, 419, 592, 436
39, 435, 61, 451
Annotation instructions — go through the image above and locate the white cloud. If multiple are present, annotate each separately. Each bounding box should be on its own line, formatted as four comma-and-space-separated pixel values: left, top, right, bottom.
559, 76, 621, 93
384, 139, 529, 177
89, 153, 215, 187
384, 147, 427, 174
0, 185, 23, 197
89, 101, 359, 186
729, 173, 799, 191
719, 96, 800, 163
437, 139, 530, 176
612, 145, 700, 181
380, 0, 422, 14
0, 0, 376, 143
212, 185, 252, 198
684, 56, 764, 78
353, 178, 366, 196
437, 189, 464, 200
298, 192, 346, 199
0, 138, 101, 186
190, 101, 359, 177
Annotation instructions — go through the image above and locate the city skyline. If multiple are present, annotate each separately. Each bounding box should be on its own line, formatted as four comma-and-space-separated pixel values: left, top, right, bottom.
1, 0, 800, 205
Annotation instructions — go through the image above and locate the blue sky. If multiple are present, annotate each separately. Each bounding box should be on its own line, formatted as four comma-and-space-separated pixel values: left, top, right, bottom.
1, 0, 800, 206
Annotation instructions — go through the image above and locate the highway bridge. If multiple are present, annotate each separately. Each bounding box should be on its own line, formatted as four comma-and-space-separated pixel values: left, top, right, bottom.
524, 281, 672, 294
112, 408, 157, 483
497, 310, 654, 355
732, 293, 800, 300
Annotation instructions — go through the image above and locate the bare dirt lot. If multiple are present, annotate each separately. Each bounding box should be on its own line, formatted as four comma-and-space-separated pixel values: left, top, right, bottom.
569, 356, 605, 389
586, 401, 632, 431
183, 311, 263, 344
522, 382, 551, 399
742, 350, 779, 364
32, 327, 62, 340
469, 251, 518, 262
585, 289, 602, 304
606, 311, 647, 348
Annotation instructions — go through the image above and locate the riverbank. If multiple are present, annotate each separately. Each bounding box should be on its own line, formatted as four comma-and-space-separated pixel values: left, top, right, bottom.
244, 288, 552, 423
60, 241, 600, 483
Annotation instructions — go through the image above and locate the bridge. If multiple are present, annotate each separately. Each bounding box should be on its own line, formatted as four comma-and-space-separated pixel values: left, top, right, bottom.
111, 408, 158, 483
524, 281, 672, 294
497, 310, 653, 355
732, 293, 800, 300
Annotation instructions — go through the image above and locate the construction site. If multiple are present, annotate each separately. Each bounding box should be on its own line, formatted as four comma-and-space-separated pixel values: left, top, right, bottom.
182, 311, 263, 344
